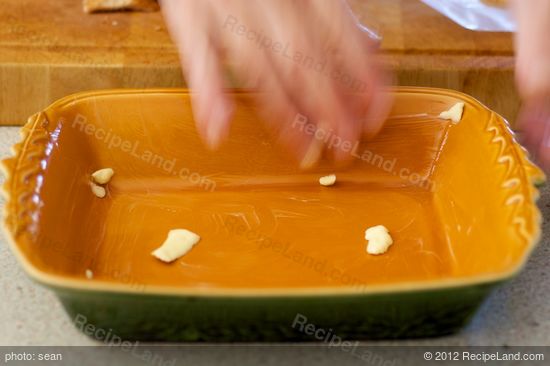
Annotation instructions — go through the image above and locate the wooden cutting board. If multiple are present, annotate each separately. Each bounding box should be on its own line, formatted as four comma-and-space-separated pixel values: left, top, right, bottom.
0, 0, 516, 125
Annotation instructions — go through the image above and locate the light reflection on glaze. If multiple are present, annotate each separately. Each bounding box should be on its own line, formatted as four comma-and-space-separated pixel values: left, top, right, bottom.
29, 122, 63, 237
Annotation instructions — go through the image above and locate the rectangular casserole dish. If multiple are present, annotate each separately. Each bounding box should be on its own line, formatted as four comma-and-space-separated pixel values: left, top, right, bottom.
1, 87, 544, 341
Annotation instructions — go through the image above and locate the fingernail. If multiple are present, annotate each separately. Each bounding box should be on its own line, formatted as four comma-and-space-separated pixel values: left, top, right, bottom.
206, 122, 223, 150
206, 99, 231, 150
300, 139, 323, 169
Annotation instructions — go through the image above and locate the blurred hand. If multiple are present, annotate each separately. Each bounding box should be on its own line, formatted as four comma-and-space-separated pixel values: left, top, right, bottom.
161, 0, 390, 167
513, 0, 550, 170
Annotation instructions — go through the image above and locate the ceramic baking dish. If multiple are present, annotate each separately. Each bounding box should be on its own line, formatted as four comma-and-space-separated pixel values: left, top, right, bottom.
2, 87, 544, 341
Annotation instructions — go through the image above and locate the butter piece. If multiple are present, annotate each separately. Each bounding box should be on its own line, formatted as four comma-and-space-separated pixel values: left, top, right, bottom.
90, 183, 106, 198
152, 229, 201, 263
439, 102, 465, 124
319, 174, 337, 187
91, 168, 115, 184
365, 225, 393, 255
85, 269, 93, 279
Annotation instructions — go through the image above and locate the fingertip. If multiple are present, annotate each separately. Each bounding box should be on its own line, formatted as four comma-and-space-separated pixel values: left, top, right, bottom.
362, 89, 393, 139
300, 138, 324, 170
517, 100, 550, 172
537, 143, 550, 172
205, 95, 234, 150
331, 126, 360, 163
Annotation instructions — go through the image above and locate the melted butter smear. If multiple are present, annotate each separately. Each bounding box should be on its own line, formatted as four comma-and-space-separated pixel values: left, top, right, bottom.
17, 91, 533, 290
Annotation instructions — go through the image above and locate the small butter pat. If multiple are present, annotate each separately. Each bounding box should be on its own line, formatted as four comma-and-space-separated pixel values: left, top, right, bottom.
152, 229, 201, 263
365, 225, 393, 255
91, 168, 115, 184
319, 174, 337, 187
90, 183, 106, 198
439, 102, 464, 124
85, 269, 93, 279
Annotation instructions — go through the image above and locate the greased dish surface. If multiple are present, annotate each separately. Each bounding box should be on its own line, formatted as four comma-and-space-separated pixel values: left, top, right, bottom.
2, 88, 543, 341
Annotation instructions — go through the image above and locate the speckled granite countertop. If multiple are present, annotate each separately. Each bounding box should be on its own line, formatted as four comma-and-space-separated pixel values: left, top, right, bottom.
0, 126, 548, 361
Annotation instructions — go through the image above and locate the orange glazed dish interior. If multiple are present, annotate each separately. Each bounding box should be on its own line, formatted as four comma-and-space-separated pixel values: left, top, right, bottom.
6, 89, 541, 290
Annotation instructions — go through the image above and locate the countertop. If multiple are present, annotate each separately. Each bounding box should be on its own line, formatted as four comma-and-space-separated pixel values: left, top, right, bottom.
0, 125, 548, 361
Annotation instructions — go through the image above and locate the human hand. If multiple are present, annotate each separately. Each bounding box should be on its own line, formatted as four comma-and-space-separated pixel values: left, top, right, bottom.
161, 0, 391, 167
512, 0, 550, 170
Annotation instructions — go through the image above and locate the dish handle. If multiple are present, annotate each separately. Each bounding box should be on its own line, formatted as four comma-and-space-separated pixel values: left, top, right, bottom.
1, 112, 51, 236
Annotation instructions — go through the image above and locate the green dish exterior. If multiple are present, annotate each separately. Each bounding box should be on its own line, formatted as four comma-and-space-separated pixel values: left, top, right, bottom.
53, 281, 498, 342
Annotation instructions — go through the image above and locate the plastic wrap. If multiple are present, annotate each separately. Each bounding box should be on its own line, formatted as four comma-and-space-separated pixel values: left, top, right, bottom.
421, 0, 515, 32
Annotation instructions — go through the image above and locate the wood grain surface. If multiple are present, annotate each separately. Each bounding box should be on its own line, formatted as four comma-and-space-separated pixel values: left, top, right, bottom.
0, 0, 517, 125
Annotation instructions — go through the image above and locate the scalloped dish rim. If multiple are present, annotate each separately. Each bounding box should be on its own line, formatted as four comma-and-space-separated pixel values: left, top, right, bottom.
1, 87, 546, 298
